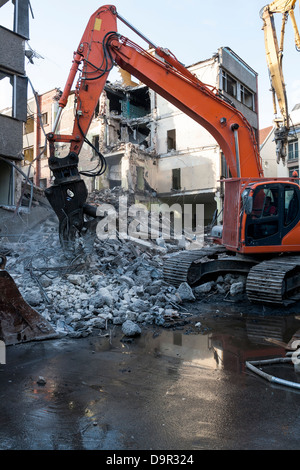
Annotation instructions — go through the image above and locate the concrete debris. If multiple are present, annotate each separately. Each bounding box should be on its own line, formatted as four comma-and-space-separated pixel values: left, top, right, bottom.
122, 320, 142, 337
1, 189, 193, 339
1, 187, 248, 341
194, 282, 213, 295
176, 282, 196, 302
230, 281, 245, 296
193, 274, 246, 299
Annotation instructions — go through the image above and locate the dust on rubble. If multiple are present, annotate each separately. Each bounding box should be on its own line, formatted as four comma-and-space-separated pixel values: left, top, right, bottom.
0, 187, 248, 340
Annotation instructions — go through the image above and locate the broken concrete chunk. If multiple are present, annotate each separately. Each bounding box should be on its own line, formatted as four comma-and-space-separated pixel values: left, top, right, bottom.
137, 312, 153, 323
216, 283, 226, 294
24, 290, 43, 307
87, 317, 106, 329
230, 281, 244, 296
67, 274, 86, 286
176, 282, 195, 301
120, 275, 135, 287
145, 285, 162, 296
41, 278, 52, 288
130, 298, 149, 311
122, 320, 141, 337
194, 282, 213, 295
224, 273, 235, 284
91, 287, 114, 308
113, 316, 124, 325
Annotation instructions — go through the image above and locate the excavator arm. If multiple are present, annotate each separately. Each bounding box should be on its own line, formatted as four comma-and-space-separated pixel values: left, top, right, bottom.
45, 4, 262, 244
261, 0, 300, 163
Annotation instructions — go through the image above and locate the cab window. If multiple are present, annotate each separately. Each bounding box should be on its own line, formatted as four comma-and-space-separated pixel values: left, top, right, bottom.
284, 188, 299, 226
251, 188, 278, 219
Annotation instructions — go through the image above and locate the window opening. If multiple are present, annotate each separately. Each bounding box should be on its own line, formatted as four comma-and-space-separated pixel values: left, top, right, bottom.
167, 129, 176, 151
172, 168, 181, 190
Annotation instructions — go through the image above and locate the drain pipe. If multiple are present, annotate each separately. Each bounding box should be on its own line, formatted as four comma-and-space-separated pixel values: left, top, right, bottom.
246, 357, 300, 390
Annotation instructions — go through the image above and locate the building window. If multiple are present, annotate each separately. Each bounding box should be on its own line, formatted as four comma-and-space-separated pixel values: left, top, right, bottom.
172, 168, 181, 190
0, 160, 14, 206
221, 70, 237, 98
24, 115, 34, 134
0, 72, 27, 121
41, 112, 48, 126
288, 140, 299, 161
167, 129, 176, 151
0, 73, 13, 116
92, 135, 100, 158
24, 146, 34, 162
240, 84, 254, 110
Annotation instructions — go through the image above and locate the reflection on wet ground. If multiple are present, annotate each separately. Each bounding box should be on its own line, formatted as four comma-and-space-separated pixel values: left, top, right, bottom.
1, 304, 300, 450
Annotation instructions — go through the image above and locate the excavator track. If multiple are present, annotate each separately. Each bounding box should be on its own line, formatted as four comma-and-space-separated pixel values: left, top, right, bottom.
163, 246, 225, 287
163, 246, 255, 287
163, 248, 300, 306
246, 256, 300, 306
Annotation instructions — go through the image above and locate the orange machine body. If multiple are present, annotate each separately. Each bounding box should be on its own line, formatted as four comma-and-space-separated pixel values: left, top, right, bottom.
222, 178, 300, 254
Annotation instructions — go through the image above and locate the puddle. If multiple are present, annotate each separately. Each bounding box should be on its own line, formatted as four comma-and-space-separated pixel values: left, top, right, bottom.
2, 309, 300, 450
132, 311, 300, 375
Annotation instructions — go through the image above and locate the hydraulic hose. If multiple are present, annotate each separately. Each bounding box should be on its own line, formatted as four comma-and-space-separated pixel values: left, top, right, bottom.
246, 356, 300, 390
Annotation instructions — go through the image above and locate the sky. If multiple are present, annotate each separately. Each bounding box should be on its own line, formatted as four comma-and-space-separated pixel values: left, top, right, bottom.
1, 0, 300, 129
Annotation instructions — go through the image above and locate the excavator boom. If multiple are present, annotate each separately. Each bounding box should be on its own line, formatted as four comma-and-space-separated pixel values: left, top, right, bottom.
261, 0, 300, 162
47, 5, 262, 179
44, 5, 263, 250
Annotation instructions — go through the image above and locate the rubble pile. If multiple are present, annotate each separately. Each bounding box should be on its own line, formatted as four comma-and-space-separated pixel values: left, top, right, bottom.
87, 186, 136, 209
193, 274, 247, 299
2, 188, 247, 340
2, 202, 187, 339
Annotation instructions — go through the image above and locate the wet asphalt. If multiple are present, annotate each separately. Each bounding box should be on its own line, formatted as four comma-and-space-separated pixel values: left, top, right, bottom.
1, 300, 300, 451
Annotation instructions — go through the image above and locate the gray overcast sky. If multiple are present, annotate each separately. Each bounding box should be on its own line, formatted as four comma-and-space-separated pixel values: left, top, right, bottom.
1, 0, 300, 128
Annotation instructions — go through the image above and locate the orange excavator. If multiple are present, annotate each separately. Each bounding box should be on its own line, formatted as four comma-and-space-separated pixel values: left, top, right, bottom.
43, 5, 300, 306
1, 4, 300, 345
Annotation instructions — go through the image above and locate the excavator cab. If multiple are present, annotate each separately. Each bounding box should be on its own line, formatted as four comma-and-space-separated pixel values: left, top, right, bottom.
222, 179, 300, 254
245, 182, 300, 247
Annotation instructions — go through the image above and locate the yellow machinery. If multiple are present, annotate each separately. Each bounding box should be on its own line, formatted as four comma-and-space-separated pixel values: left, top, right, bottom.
261, 0, 300, 163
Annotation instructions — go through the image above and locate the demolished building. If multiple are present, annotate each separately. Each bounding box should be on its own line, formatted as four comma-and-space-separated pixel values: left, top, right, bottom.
155, 47, 259, 225
22, 47, 259, 226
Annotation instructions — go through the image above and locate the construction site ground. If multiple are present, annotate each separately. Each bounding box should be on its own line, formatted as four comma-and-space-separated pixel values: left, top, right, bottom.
1, 299, 300, 451
2, 192, 300, 451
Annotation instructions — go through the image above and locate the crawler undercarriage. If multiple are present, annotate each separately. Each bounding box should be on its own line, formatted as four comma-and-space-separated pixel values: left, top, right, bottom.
163, 246, 300, 306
